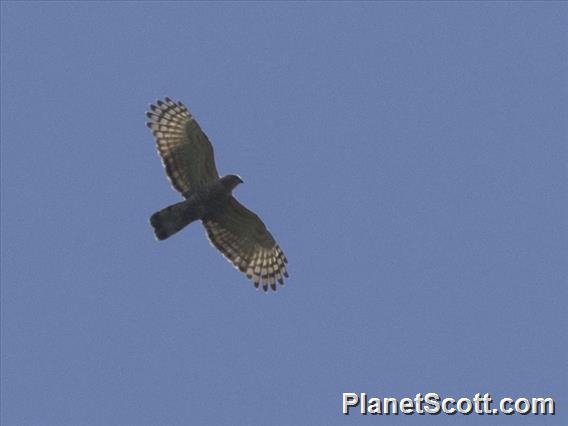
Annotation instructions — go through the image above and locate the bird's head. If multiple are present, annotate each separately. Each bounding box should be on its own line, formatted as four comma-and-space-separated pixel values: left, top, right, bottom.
221, 174, 244, 192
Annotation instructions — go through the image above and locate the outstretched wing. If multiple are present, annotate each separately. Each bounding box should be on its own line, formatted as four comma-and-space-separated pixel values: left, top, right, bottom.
146, 98, 219, 197
203, 197, 288, 292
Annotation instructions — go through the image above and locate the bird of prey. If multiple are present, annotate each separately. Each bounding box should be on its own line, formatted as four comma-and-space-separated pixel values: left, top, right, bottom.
146, 97, 288, 291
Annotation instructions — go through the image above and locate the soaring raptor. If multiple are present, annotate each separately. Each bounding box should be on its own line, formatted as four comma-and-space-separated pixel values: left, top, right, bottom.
146, 98, 288, 291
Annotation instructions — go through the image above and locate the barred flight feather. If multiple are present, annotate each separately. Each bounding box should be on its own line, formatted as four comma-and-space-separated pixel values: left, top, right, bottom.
146, 97, 219, 196
203, 219, 288, 292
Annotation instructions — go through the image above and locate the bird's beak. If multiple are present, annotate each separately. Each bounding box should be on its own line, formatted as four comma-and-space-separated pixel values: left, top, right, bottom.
238, 176, 244, 184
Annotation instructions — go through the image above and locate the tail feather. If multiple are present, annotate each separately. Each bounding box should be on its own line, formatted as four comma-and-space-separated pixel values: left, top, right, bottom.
150, 200, 197, 240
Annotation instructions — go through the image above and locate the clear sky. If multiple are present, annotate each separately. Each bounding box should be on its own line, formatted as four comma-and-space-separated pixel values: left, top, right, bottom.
1, 2, 566, 425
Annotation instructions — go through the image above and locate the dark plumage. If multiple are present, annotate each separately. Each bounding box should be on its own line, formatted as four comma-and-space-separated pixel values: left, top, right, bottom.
147, 98, 288, 291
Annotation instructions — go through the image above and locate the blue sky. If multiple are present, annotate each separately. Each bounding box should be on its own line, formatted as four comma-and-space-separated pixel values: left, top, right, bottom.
1, 2, 566, 425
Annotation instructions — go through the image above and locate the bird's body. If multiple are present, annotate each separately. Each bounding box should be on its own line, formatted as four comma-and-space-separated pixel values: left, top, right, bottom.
146, 98, 288, 291
150, 175, 241, 240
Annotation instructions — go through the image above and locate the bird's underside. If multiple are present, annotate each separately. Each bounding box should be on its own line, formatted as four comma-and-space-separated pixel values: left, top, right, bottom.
146, 97, 288, 291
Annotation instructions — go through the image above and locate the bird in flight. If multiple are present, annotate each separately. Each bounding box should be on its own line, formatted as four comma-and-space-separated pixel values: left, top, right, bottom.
146, 98, 288, 291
